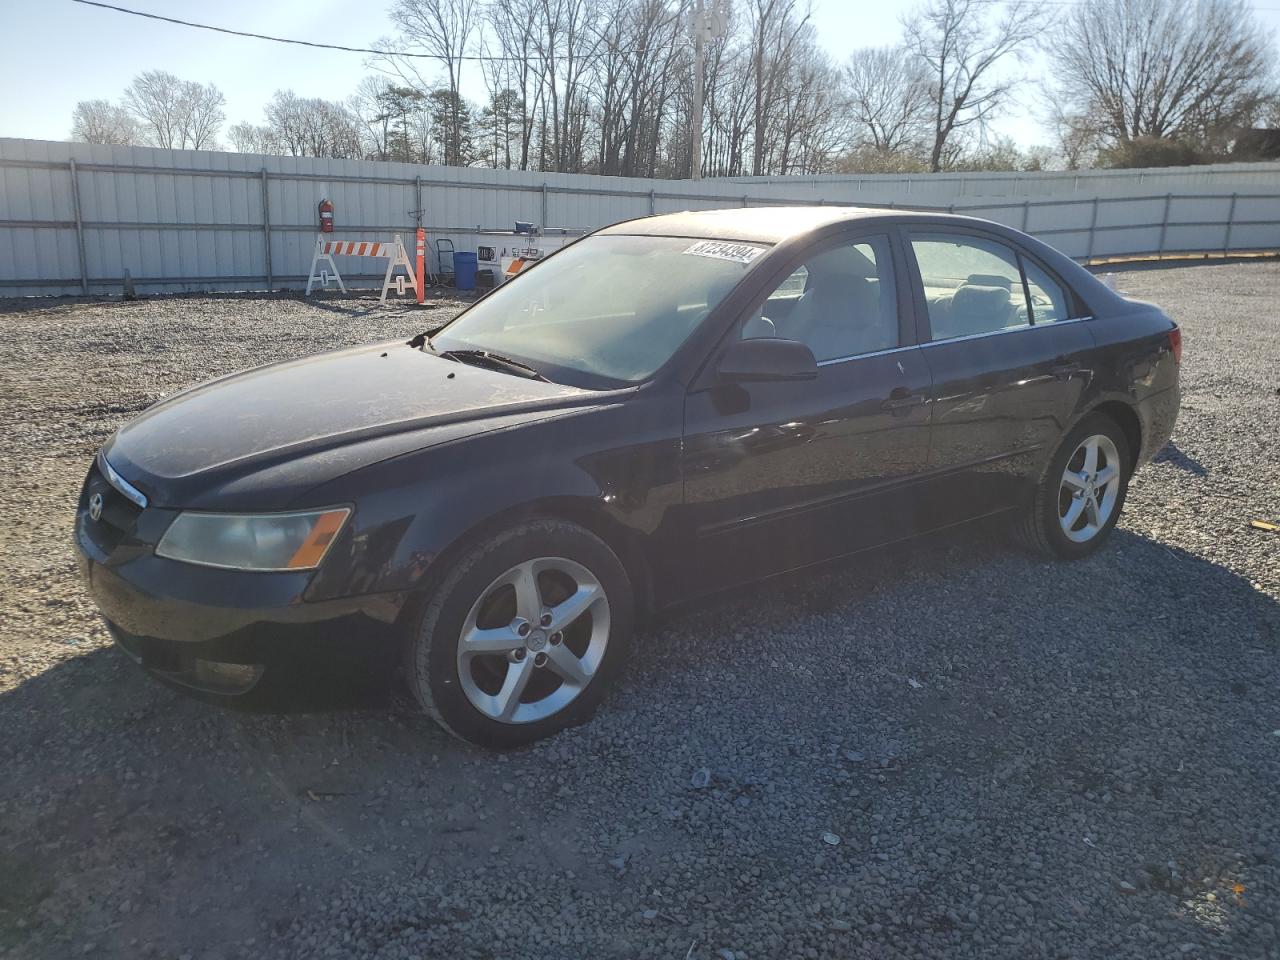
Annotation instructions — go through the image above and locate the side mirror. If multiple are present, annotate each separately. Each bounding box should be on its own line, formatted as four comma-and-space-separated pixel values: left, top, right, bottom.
718, 337, 818, 383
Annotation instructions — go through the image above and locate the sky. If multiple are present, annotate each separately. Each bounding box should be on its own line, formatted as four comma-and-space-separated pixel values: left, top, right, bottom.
2, 0, 1279, 155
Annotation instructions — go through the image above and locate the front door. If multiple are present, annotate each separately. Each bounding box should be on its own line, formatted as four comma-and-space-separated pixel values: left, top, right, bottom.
903, 229, 1096, 527
681, 233, 934, 595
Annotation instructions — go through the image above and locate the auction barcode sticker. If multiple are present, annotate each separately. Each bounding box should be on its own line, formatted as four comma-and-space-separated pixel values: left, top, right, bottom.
683, 240, 765, 264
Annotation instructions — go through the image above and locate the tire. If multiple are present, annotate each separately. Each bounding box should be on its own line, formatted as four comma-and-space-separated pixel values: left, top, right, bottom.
407, 518, 634, 747
1015, 413, 1132, 560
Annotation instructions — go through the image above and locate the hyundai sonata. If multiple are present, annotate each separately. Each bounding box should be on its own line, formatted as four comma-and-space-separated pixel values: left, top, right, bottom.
76, 208, 1181, 746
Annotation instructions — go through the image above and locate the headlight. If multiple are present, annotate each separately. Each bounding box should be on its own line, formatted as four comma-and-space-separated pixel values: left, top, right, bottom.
155, 508, 350, 571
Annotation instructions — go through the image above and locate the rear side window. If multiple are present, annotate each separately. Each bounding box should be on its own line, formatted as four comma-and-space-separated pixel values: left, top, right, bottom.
1022, 258, 1070, 323
910, 234, 1030, 340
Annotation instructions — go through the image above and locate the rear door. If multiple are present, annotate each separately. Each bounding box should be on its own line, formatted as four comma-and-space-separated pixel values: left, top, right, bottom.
902, 228, 1095, 527
680, 231, 934, 594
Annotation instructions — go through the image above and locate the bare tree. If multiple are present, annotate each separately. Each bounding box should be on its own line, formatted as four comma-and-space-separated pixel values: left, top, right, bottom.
124, 71, 186, 148
773, 43, 848, 174
592, 0, 687, 177
261, 91, 364, 158
486, 0, 544, 170
123, 70, 225, 149
348, 76, 395, 160
843, 46, 932, 155
380, 0, 478, 165
70, 100, 138, 145
227, 123, 280, 154
527, 0, 604, 173
904, 0, 1041, 172
1042, 90, 1105, 171
747, 0, 812, 175
181, 81, 226, 150
701, 18, 754, 176
1049, 0, 1276, 153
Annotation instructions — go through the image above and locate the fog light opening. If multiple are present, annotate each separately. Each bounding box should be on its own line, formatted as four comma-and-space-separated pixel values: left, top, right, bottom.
192, 659, 265, 693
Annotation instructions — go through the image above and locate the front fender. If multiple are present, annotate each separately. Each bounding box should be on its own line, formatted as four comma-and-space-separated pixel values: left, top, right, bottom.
300, 388, 685, 604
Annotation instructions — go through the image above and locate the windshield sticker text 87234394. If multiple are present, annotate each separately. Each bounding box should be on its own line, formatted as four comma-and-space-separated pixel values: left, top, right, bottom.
682, 240, 765, 265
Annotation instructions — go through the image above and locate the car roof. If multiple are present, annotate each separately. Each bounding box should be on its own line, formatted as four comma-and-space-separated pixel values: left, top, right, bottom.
599, 205, 966, 245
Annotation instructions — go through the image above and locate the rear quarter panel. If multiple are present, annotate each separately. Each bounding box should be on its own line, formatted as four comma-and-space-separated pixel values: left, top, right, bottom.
991, 229, 1180, 465
1080, 297, 1180, 464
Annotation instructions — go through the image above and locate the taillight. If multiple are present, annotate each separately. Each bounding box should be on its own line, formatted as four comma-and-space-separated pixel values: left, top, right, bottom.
1169, 326, 1182, 364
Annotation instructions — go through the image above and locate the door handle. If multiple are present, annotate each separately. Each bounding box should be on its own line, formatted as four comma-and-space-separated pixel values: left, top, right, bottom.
1050, 359, 1080, 380
882, 390, 925, 413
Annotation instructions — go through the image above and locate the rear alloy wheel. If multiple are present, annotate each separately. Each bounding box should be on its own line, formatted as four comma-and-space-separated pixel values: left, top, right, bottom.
1057, 433, 1122, 544
408, 519, 633, 747
1016, 413, 1132, 559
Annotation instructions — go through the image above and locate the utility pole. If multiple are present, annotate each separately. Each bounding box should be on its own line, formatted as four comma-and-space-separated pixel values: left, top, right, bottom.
689, 0, 727, 181
691, 0, 705, 180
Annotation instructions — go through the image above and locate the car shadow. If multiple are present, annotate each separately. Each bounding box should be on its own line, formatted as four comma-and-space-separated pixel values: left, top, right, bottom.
1, 525, 1277, 958
1154, 441, 1210, 477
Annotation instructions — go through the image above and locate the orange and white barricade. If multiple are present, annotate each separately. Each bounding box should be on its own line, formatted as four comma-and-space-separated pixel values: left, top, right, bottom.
305, 234, 418, 304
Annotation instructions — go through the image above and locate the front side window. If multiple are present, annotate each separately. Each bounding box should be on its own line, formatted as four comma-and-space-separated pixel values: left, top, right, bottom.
910, 234, 1031, 340
431, 234, 767, 385
742, 236, 899, 362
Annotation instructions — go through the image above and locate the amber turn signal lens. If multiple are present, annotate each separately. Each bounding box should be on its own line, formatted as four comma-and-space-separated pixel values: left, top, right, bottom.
286, 509, 350, 569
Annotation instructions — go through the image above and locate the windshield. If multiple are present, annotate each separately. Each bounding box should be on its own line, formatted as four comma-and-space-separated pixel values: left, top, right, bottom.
429, 234, 768, 386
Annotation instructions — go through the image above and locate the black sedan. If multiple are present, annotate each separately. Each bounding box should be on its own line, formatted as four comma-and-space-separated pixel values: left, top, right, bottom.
76, 208, 1181, 746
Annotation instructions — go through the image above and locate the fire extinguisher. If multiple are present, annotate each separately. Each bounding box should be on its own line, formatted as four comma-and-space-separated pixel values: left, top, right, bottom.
318, 198, 334, 234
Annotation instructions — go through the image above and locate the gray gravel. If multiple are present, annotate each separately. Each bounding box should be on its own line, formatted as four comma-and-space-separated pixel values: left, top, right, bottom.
0, 266, 1278, 960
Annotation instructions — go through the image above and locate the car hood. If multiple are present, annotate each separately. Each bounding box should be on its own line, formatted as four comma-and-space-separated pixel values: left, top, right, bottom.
103, 341, 596, 510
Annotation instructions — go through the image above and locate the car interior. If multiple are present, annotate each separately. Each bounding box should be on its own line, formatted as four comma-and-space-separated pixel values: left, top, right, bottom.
743, 242, 899, 361
741, 234, 1077, 363
923, 272, 1030, 339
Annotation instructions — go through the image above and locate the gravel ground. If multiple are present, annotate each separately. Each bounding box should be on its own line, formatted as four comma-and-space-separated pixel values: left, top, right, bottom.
0, 266, 1277, 960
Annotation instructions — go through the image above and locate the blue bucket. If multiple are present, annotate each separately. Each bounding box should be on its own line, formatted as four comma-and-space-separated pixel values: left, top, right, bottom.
454, 251, 478, 291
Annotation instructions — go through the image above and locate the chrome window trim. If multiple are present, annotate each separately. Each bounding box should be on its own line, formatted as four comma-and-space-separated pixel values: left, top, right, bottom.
810, 314, 1093, 366
921, 315, 1089, 349
816, 343, 919, 367
99, 453, 148, 509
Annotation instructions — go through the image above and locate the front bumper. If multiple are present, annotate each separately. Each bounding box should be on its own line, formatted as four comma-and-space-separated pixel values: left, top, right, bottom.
75, 493, 410, 703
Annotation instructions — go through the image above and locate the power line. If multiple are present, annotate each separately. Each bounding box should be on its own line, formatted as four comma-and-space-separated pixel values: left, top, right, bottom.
68, 0, 1280, 60
69, 0, 532, 62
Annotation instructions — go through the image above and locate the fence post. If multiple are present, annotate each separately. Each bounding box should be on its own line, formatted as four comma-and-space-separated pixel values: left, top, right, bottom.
648, 189, 655, 215
260, 168, 272, 291
1157, 193, 1172, 257
1086, 196, 1100, 260
68, 159, 88, 295
1223, 192, 1238, 256
541, 183, 549, 226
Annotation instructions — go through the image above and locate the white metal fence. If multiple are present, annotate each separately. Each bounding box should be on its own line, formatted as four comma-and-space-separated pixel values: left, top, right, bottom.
2, 137, 1278, 297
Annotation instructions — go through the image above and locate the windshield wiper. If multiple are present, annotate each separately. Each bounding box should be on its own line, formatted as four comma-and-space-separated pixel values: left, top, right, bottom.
436, 349, 549, 381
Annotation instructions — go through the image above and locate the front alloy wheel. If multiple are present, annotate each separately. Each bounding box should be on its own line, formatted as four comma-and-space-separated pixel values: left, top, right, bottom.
408, 519, 633, 747
457, 558, 610, 724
